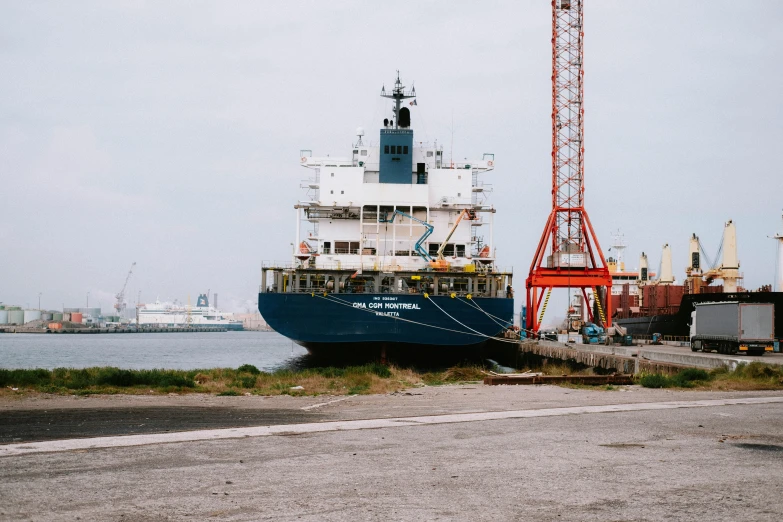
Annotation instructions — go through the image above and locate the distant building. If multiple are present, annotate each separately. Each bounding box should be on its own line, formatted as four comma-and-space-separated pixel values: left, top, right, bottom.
233, 312, 271, 331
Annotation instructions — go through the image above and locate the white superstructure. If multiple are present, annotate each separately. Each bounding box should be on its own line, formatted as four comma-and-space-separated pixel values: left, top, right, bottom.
292, 74, 496, 274
137, 294, 241, 328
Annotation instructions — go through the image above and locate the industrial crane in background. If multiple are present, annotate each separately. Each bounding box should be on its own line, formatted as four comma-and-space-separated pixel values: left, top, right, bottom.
526, 0, 612, 333
114, 262, 136, 317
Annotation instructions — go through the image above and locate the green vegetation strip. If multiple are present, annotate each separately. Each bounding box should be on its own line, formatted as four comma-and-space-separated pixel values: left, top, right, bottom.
2, 361, 781, 396
0, 364, 485, 396
639, 363, 783, 390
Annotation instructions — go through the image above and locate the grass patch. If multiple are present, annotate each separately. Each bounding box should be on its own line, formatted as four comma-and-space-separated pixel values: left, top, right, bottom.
639, 374, 672, 388
638, 363, 783, 390
0, 363, 466, 396
236, 364, 261, 375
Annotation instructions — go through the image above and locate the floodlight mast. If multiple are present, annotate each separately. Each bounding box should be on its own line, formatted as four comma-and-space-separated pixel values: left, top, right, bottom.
525, 0, 612, 333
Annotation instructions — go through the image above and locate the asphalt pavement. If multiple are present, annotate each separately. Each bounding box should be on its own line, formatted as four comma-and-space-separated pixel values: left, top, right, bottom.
1, 386, 782, 521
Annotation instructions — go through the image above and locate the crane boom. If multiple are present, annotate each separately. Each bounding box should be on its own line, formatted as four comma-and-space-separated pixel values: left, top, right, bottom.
380, 210, 434, 261
114, 262, 136, 315
435, 209, 477, 260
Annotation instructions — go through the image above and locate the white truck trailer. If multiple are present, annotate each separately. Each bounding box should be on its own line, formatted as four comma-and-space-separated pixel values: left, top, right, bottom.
690, 302, 775, 356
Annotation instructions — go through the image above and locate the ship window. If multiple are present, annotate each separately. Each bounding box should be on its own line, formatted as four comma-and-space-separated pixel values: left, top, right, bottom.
330, 190, 333, 194
456, 245, 465, 257
331, 173, 334, 177
353, 150, 359, 155
396, 145, 402, 154
457, 192, 461, 197
436, 151, 442, 156
458, 175, 461, 179
335, 241, 349, 254
324, 242, 331, 254
427, 151, 433, 157
443, 244, 455, 256
403, 146, 408, 154
361, 150, 367, 156
341, 190, 344, 194
384, 145, 389, 154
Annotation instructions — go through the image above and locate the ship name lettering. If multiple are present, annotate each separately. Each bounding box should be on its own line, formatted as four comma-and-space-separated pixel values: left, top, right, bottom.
384, 303, 421, 310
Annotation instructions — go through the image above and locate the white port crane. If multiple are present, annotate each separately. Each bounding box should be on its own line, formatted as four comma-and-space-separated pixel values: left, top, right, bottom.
114, 262, 136, 317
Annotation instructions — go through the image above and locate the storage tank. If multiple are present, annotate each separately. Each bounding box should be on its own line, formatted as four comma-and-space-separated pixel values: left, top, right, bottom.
70, 312, 83, 323
8, 310, 24, 324
24, 310, 42, 323
0, 310, 8, 324
62, 312, 71, 321
53, 313, 63, 321
41, 312, 53, 322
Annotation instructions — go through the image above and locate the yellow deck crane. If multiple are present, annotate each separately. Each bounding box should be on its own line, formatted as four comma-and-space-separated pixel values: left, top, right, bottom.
429, 209, 478, 271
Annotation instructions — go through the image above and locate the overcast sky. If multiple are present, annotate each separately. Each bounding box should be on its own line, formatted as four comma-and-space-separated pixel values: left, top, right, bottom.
1, 1, 782, 319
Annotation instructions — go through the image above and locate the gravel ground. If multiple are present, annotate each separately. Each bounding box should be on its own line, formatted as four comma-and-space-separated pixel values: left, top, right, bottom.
1, 385, 782, 521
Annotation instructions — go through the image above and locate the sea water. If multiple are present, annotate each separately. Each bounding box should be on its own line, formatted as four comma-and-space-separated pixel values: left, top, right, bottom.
0, 331, 308, 371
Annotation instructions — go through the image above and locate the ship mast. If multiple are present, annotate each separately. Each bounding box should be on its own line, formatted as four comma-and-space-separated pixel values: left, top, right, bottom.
380, 71, 415, 129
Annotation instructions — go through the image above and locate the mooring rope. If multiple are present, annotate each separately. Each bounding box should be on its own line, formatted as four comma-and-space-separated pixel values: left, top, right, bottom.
313, 292, 521, 344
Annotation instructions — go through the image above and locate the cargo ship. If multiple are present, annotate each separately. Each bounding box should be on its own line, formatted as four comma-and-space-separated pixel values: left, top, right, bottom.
612, 218, 783, 339
257, 74, 514, 355
138, 293, 244, 330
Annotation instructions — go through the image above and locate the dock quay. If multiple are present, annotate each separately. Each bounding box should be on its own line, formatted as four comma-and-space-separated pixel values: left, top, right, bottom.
519, 339, 783, 375
0, 326, 229, 334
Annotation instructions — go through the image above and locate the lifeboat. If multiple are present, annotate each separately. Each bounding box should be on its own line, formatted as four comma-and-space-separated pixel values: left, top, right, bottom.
295, 241, 313, 261
478, 245, 493, 264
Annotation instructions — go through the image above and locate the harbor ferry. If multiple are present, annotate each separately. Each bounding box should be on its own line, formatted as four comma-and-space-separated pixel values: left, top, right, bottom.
258, 74, 513, 355
138, 294, 244, 330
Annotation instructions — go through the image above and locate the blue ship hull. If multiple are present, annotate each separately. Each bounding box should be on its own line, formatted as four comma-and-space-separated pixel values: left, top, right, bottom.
258, 292, 513, 353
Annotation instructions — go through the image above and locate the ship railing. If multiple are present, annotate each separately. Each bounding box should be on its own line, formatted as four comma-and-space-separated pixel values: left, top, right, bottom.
631, 334, 691, 343
268, 285, 508, 297
261, 260, 514, 274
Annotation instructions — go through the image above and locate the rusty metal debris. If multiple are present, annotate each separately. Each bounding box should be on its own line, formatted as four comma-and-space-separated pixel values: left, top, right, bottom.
483, 374, 634, 386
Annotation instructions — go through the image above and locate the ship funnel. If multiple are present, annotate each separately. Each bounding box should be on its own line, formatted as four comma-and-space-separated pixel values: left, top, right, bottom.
398, 107, 411, 128
660, 244, 674, 284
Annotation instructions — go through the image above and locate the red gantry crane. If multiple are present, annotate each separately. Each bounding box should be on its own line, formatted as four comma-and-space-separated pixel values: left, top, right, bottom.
525, 0, 612, 333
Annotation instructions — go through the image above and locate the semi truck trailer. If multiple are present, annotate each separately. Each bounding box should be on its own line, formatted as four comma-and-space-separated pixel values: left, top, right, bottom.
690, 302, 775, 356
